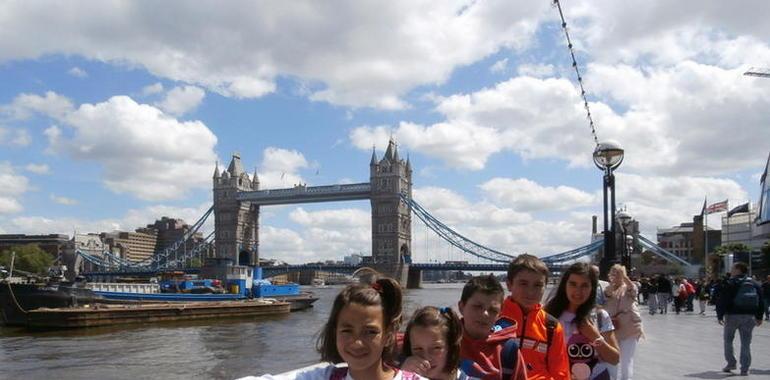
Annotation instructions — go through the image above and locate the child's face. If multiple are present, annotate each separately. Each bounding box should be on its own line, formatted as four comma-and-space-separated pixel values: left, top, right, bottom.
336, 303, 388, 372
566, 273, 592, 309
409, 325, 449, 379
506, 269, 546, 311
458, 291, 502, 340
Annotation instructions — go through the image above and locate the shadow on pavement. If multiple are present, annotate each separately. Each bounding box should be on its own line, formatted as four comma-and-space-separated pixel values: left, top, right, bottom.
683, 371, 735, 379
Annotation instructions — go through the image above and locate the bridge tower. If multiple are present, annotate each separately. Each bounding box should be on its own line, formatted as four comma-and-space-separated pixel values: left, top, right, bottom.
213, 153, 260, 266
370, 139, 412, 285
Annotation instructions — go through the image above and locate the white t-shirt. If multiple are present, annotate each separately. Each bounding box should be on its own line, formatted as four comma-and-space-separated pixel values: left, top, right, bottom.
558, 309, 615, 380
238, 363, 425, 380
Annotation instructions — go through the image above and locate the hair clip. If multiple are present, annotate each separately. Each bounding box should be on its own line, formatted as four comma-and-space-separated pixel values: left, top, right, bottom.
439, 306, 451, 314
371, 282, 382, 292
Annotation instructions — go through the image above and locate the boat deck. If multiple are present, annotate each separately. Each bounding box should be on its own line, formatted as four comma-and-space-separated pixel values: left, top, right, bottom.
18, 299, 291, 328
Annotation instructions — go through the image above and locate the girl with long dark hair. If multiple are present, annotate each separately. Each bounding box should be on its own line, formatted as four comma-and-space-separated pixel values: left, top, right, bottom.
545, 263, 619, 380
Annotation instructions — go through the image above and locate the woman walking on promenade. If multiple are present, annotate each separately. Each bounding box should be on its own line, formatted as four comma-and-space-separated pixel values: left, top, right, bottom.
604, 265, 643, 380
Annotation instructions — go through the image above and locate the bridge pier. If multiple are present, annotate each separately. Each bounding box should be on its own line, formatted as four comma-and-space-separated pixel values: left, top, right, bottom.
406, 266, 422, 289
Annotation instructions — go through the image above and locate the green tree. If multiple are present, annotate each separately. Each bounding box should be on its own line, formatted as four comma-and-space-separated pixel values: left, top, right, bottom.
713, 243, 751, 256
0, 244, 55, 275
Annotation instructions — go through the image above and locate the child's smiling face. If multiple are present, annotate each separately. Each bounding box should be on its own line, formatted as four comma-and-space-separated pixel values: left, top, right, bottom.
335, 303, 388, 373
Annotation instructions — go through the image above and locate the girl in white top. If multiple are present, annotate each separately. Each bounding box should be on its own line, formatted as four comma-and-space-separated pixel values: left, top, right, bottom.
545, 263, 620, 380
242, 277, 424, 380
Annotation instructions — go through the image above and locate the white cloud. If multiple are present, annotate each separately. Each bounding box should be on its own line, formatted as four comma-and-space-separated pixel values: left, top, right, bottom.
480, 178, 595, 212
613, 172, 748, 236
0, 203, 213, 235
517, 63, 554, 78
351, 76, 594, 170
0, 1, 552, 109
25, 163, 50, 175
0, 127, 31, 147
156, 85, 205, 116
5, 92, 218, 201
587, 61, 770, 176
0, 162, 29, 214
50, 194, 78, 205
490, 58, 508, 73
566, 0, 770, 67
3, 91, 74, 120
142, 82, 164, 96
256, 147, 309, 189
68, 66, 88, 78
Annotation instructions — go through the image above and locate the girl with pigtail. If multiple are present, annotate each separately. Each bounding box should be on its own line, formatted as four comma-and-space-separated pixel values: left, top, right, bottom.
246, 277, 423, 380
401, 306, 475, 380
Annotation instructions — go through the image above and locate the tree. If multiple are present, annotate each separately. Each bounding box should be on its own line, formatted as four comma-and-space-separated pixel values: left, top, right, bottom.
713, 243, 751, 256
0, 244, 55, 275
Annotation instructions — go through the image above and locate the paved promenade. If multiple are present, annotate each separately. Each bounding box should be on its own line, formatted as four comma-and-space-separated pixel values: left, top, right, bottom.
633, 304, 770, 379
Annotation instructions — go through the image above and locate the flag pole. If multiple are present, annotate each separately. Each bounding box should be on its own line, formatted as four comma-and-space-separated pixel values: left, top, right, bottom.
704, 196, 708, 277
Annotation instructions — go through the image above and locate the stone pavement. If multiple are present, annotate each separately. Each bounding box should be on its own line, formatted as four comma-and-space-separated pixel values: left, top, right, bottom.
633, 304, 770, 379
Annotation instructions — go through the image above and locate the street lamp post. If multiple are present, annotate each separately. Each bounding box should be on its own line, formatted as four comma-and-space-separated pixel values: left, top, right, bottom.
617, 210, 633, 270
594, 141, 624, 279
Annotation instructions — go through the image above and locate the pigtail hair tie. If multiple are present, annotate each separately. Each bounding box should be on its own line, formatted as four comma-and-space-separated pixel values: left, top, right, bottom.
371, 282, 382, 292
439, 306, 451, 314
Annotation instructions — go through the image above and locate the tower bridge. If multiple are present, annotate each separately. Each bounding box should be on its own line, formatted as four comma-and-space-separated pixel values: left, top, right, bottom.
212, 139, 413, 284
78, 139, 692, 287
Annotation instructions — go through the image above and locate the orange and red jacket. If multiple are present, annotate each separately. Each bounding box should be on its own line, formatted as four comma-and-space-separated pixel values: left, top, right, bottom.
459, 321, 528, 380
499, 297, 570, 380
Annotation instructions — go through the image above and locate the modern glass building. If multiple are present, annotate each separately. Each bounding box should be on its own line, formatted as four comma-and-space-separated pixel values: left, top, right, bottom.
755, 152, 770, 238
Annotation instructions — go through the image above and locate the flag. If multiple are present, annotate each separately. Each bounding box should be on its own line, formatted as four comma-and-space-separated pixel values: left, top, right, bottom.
727, 202, 750, 217
706, 199, 728, 214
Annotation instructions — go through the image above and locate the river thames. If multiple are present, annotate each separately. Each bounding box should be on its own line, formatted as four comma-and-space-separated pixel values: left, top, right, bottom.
0, 284, 467, 379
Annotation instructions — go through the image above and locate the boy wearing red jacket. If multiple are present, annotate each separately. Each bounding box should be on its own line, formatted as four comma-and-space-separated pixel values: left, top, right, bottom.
498, 254, 570, 380
458, 274, 528, 380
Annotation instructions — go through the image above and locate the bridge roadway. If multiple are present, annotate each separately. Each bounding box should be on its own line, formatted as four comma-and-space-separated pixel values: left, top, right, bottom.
237, 183, 372, 205
83, 262, 567, 279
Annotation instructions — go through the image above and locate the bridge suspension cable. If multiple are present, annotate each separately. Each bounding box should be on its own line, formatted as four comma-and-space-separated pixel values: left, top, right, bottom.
78, 206, 215, 272
404, 194, 602, 265
636, 234, 692, 267
403, 194, 515, 263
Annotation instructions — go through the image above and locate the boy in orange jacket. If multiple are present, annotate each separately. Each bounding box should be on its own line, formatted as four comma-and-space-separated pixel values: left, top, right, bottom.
498, 254, 570, 380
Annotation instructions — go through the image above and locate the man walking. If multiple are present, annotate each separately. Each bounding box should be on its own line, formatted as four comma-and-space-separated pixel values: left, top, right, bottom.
717, 262, 765, 376
762, 275, 770, 321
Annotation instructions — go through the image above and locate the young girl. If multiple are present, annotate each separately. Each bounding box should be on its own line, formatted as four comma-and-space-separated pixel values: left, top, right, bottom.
246, 277, 423, 380
400, 306, 470, 380
545, 263, 619, 380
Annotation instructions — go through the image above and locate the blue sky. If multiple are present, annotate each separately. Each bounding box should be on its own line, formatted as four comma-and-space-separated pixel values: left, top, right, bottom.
1, 1, 769, 263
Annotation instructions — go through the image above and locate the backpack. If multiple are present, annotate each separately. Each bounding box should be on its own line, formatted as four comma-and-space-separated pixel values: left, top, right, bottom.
684, 282, 695, 296
732, 278, 761, 312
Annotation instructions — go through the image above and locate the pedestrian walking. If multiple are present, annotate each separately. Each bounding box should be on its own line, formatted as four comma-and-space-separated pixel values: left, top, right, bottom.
717, 262, 765, 376
762, 275, 770, 321
673, 278, 686, 315
605, 264, 644, 380
696, 278, 709, 315
647, 277, 658, 315
656, 275, 672, 314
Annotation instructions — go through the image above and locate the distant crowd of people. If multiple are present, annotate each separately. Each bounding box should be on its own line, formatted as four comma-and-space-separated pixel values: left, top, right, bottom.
636, 273, 770, 321
244, 256, 650, 380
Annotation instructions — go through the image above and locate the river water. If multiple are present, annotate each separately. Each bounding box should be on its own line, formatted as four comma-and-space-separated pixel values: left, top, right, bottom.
0, 284, 466, 380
